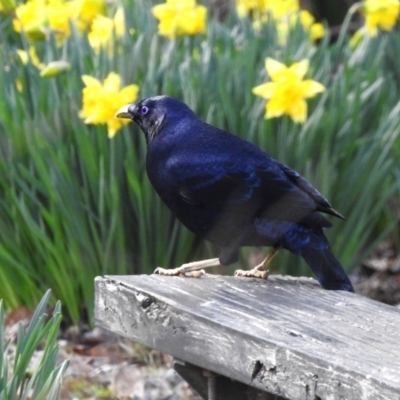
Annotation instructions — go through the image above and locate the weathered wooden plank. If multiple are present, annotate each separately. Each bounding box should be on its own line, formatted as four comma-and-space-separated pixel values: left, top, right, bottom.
94, 274, 400, 400
173, 359, 280, 400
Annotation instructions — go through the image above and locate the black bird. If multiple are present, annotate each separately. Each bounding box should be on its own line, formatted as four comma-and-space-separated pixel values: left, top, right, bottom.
116, 95, 354, 292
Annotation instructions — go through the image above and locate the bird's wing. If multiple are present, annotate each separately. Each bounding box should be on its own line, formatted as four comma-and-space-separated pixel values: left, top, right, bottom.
169, 159, 324, 224
278, 163, 345, 220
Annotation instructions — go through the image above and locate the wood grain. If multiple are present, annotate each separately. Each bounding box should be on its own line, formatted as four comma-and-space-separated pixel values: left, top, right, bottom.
95, 274, 400, 399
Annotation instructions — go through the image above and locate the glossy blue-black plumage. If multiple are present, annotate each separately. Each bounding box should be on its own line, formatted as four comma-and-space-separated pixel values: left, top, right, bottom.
127, 96, 354, 292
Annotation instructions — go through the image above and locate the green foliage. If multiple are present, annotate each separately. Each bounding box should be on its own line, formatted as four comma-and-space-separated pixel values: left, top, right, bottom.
0, 290, 68, 400
0, 2, 399, 319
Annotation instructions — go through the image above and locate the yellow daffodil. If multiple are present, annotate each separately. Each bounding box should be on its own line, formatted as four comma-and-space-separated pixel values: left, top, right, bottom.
79, 72, 139, 138
236, 0, 299, 19
299, 10, 324, 40
46, 0, 79, 39
237, 0, 323, 46
268, 0, 298, 19
361, 0, 400, 36
88, 15, 114, 52
74, 0, 105, 27
13, 0, 104, 42
88, 7, 125, 54
13, 0, 48, 40
236, 0, 267, 18
253, 58, 325, 123
13, 0, 80, 42
277, 10, 324, 44
152, 0, 207, 39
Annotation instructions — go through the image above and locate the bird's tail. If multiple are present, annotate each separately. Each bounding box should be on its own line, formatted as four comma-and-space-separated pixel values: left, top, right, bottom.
301, 246, 354, 292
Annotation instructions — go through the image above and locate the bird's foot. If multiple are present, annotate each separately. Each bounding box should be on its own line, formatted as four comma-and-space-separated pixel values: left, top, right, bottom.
234, 266, 269, 279
153, 258, 220, 278
234, 249, 278, 279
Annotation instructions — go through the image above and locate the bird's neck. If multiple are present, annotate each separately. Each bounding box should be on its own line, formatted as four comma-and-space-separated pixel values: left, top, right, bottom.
148, 117, 191, 144
144, 118, 164, 144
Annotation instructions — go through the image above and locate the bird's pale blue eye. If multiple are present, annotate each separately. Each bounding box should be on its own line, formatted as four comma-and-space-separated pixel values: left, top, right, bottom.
141, 106, 149, 115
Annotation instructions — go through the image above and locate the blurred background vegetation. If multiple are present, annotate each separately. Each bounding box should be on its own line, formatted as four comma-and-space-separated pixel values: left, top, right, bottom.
0, 0, 399, 322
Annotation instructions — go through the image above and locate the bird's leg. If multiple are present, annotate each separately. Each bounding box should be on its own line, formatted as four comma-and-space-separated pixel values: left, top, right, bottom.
154, 258, 220, 278
234, 248, 279, 279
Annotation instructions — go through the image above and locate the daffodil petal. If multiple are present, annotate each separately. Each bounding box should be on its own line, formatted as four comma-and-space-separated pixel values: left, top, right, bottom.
265, 108, 284, 120
152, 4, 169, 19
302, 80, 325, 98
288, 99, 307, 123
266, 98, 285, 119
310, 23, 325, 40
107, 123, 118, 138
265, 58, 286, 81
252, 82, 276, 99
289, 59, 309, 79
82, 75, 101, 87
362, 0, 400, 35
16, 49, 29, 64
119, 84, 140, 101
152, 0, 206, 38
114, 7, 125, 36
104, 72, 121, 91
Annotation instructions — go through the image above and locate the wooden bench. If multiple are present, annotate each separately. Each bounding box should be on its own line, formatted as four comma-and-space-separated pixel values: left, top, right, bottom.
94, 274, 400, 400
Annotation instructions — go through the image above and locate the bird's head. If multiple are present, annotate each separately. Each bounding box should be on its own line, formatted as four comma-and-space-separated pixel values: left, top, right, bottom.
116, 95, 196, 143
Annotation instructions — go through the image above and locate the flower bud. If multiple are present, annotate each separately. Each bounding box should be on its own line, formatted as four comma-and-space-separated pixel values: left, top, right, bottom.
40, 61, 71, 78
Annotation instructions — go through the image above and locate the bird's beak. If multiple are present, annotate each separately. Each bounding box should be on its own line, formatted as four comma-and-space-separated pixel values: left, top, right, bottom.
115, 104, 135, 120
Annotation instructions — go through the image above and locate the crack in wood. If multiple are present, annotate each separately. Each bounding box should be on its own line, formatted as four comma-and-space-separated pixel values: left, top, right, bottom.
140, 296, 153, 309
138, 295, 173, 327
268, 366, 277, 374
251, 360, 264, 382
313, 374, 319, 399
172, 325, 188, 335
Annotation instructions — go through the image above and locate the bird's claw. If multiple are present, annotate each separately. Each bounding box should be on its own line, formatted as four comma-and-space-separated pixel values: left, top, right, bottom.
234, 268, 269, 279
153, 266, 180, 276
184, 270, 206, 278
153, 267, 206, 278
